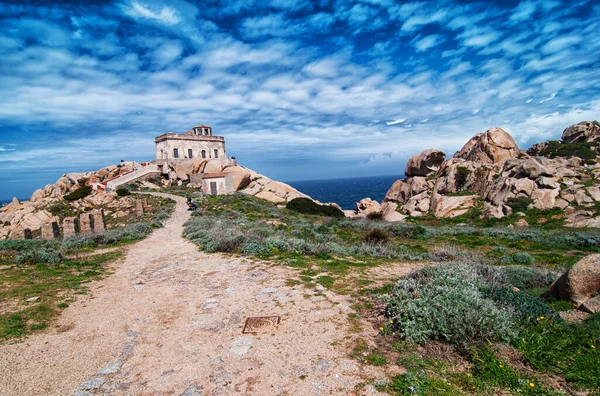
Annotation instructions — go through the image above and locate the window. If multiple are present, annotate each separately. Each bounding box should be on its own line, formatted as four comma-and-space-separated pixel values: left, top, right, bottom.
188, 149, 193, 158
173, 148, 179, 158
214, 149, 219, 158
201, 150, 206, 158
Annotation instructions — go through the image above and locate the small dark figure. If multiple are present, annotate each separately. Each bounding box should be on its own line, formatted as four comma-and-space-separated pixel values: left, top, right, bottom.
187, 197, 197, 211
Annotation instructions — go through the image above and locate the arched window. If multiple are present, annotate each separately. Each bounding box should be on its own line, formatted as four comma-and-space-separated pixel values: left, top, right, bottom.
188, 149, 193, 158
214, 149, 219, 158
201, 150, 206, 159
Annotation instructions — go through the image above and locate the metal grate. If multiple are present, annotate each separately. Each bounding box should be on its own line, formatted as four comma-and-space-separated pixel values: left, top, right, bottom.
242, 316, 281, 334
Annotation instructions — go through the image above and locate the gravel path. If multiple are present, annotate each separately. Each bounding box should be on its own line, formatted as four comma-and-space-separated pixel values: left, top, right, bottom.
0, 193, 390, 395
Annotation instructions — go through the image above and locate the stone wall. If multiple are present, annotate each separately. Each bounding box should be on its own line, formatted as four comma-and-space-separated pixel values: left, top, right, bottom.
155, 135, 226, 160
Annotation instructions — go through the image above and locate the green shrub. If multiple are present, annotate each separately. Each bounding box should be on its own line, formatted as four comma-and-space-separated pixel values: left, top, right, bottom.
383, 264, 517, 349
0, 239, 51, 251
366, 211, 383, 220
511, 252, 535, 265
362, 228, 389, 244
15, 248, 63, 264
63, 186, 92, 201
540, 140, 597, 160
286, 197, 344, 218
456, 166, 472, 188
500, 266, 556, 290
506, 197, 532, 212
116, 187, 131, 196
482, 286, 559, 323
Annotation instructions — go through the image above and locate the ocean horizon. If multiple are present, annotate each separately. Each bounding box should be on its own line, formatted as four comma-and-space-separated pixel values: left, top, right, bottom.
286, 174, 402, 210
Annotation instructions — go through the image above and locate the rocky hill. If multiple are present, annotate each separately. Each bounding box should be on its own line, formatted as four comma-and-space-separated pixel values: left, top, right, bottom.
0, 160, 307, 240
355, 121, 600, 227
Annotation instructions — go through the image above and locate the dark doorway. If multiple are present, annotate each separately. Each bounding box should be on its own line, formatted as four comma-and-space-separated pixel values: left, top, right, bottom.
210, 182, 217, 195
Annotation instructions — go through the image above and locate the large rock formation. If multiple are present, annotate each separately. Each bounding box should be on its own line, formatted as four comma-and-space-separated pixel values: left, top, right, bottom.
545, 255, 600, 311
454, 127, 519, 164
369, 121, 600, 224
405, 149, 445, 177
561, 120, 600, 143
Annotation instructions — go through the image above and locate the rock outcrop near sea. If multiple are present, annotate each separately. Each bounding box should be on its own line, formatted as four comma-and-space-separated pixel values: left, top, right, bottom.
354, 120, 600, 226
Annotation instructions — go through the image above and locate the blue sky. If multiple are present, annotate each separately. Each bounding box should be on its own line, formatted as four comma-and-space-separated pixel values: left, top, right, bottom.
1, 0, 599, 201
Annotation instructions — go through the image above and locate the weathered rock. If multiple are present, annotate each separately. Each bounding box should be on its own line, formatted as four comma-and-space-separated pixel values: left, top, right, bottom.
20, 210, 53, 231
402, 192, 430, 216
580, 295, 600, 314
203, 159, 223, 174
514, 218, 529, 227
561, 120, 600, 143
175, 160, 195, 181
356, 198, 382, 217
545, 254, 600, 305
574, 190, 593, 206
222, 166, 251, 191
531, 188, 560, 210
384, 179, 409, 203
380, 202, 406, 222
255, 190, 286, 203
587, 186, 600, 202
519, 158, 554, 179
431, 194, 478, 218
408, 176, 429, 197
536, 176, 558, 189
405, 149, 446, 177
454, 127, 519, 164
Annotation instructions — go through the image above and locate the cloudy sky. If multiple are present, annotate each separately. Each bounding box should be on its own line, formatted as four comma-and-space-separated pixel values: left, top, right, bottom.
1, 0, 599, 201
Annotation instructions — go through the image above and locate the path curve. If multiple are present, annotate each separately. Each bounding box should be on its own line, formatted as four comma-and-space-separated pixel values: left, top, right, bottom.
0, 193, 387, 395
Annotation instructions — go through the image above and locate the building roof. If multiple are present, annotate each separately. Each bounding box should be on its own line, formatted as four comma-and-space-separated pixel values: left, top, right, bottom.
193, 125, 212, 129
203, 172, 227, 179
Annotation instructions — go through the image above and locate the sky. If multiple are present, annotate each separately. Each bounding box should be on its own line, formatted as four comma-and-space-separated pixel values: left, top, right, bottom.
0, 0, 599, 201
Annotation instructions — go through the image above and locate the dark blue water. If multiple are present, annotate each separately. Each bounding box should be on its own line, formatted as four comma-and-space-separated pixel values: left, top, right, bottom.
287, 174, 403, 210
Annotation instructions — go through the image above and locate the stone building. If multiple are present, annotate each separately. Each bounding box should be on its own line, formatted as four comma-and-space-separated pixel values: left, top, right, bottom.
155, 125, 226, 160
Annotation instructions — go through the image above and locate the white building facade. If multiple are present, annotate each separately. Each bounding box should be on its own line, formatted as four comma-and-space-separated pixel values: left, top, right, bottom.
155, 125, 226, 160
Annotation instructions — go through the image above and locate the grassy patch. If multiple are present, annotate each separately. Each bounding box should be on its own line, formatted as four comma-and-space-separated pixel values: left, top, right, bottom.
0, 249, 121, 342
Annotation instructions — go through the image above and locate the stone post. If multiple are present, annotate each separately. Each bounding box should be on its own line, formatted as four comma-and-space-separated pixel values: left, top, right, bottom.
79, 213, 94, 234
91, 209, 106, 232
142, 198, 149, 210
62, 217, 79, 239
41, 221, 60, 239
9, 227, 24, 240
136, 199, 144, 216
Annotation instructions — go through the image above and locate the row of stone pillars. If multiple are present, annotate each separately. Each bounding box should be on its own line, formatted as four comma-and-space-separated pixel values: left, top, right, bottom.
11, 209, 107, 240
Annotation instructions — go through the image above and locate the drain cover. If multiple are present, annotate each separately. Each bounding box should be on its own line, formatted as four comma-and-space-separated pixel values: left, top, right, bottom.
243, 316, 280, 334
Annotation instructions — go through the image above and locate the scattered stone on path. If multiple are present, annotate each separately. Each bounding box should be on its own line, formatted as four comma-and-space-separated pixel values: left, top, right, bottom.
180, 384, 204, 396
203, 299, 218, 310
96, 362, 122, 375
26, 296, 39, 303
229, 336, 253, 356
78, 376, 106, 390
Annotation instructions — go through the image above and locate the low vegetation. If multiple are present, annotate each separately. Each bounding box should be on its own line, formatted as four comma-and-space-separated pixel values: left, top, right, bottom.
182, 193, 600, 394
63, 186, 92, 201
286, 197, 345, 218
0, 194, 175, 342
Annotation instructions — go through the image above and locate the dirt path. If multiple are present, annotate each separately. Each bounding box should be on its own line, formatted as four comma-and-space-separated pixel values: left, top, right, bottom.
0, 193, 404, 395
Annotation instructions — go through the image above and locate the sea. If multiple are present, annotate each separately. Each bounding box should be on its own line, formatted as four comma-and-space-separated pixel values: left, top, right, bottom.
287, 174, 403, 210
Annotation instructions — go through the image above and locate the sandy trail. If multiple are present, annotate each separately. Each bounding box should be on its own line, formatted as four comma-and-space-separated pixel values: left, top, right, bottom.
0, 193, 395, 395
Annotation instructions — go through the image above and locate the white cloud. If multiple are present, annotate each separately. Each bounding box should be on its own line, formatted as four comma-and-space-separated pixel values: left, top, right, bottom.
413, 34, 444, 52
539, 92, 557, 103
386, 118, 406, 126
126, 1, 179, 24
